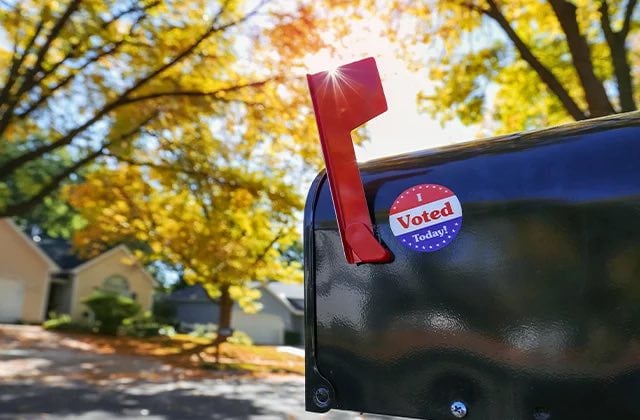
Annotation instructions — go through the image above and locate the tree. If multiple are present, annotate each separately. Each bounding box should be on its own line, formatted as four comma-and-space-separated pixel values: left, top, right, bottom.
65, 153, 303, 348
315, 0, 639, 133
0, 0, 317, 216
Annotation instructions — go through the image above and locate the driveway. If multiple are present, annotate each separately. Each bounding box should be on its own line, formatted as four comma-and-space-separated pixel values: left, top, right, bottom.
0, 325, 396, 420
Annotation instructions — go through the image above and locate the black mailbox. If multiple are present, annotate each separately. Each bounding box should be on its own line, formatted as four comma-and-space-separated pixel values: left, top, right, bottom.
304, 58, 640, 419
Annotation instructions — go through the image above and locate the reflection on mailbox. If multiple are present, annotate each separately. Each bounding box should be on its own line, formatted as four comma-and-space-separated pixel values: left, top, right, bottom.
305, 58, 640, 419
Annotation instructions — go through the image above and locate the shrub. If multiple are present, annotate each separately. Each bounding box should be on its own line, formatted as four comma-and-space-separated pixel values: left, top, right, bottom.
183, 324, 252, 345
159, 325, 176, 336
43, 313, 92, 333
122, 311, 164, 338
227, 329, 253, 346
43, 313, 72, 330
83, 290, 141, 335
189, 323, 216, 339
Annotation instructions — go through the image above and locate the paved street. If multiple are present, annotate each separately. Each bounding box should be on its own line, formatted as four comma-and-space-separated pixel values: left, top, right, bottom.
0, 326, 395, 420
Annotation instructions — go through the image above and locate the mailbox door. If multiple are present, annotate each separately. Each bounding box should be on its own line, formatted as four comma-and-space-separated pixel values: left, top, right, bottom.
305, 116, 640, 419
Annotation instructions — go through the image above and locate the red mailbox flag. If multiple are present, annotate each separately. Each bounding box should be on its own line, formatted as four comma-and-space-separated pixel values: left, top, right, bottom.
307, 57, 393, 264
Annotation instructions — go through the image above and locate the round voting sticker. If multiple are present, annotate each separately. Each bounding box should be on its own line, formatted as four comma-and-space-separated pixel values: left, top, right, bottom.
389, 184, 462, 253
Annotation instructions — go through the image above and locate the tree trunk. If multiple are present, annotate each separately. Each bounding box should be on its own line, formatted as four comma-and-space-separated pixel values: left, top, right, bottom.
189, 285, 234, 364
213, 284, 233, 363
548, 0, 615, 117
218, 285, 233, 335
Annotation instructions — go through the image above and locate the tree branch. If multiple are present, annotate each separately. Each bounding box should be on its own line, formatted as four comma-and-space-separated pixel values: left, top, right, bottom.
0, 0, 82, 135
31, 0, 157, 92
0, 148, 106, 218
0, 112, 157, 218
118, 0, 269, 102
601, 1, 616, 41
548, 0, 614, 116
254, 229, 284, 264
16, 42, 125, 120
101, 1, 160, 29
109, 154, 201, 176
19, 0, 82, 88
121, 79, 277, 105
0, 0, 269, 178
4, 2, 153, 128
622, 0, 638, 38
482, 0, 587, 120
599, 0, 636, 111
0, 13, 45, 110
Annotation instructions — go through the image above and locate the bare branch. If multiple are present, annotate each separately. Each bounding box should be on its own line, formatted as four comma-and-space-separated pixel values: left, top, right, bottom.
548, 0, 614, 116
599, 0, 636, 111
600, 1, 615, 37
622, 0, 638, 38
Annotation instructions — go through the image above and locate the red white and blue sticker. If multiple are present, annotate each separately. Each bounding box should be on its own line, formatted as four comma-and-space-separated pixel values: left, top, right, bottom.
389, 184, 462, 253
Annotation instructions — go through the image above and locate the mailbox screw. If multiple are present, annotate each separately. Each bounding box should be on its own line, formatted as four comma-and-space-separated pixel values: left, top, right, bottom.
450, 401, 468, 418
313, 387, 331, 408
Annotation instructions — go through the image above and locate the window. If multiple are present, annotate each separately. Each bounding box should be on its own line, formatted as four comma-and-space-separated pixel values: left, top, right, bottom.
102, 275, 130, 295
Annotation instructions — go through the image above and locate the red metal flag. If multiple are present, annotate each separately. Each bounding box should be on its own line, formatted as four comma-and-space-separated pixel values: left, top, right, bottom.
307, 57, 393, 264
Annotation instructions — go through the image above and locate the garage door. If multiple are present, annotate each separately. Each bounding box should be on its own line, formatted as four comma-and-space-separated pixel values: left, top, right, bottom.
232, 311, 285, 345
0, 278, 24, 323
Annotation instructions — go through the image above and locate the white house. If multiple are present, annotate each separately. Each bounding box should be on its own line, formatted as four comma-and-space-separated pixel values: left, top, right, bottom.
166, 282, 304, 345
0, 219, 156, 323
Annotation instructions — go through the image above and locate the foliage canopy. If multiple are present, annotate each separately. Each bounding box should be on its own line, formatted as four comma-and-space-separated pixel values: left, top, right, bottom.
315, 0, 640, 134
0, 0, 320, 217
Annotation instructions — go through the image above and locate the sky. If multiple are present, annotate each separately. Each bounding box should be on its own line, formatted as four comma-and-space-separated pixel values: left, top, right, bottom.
303, 17, 480, 162
357, 58, 479, 161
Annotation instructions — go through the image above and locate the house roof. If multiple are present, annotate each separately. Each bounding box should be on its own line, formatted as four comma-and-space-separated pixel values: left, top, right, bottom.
70, 244, 158, 287
1, 219, 59, 270
263, 282, 304, 316
286, 297, 305, 311
166, 284, 211, 302
166, 282, 305, 315
3, 219, 156, 285
36, 236, 87, 270
38, 238, 157, 286
265, 282, 303, 299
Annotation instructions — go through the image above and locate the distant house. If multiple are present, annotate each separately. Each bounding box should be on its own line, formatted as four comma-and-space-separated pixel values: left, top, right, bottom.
0, 219, 156, 324
166, 282, 304, 345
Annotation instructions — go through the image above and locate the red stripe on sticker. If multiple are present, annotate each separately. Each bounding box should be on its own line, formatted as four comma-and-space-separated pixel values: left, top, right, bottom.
389, 184, 455, 215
